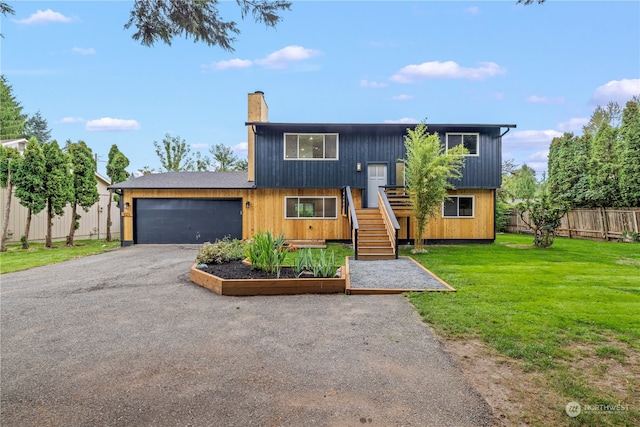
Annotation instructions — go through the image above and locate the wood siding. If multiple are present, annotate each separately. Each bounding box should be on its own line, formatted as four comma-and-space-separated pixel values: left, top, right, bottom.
120, 188, 363, 242
396, 189, 496, 240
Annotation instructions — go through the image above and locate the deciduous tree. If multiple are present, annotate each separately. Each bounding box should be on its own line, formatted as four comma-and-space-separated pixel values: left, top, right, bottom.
106, 145, 130, 242
66, 141, 99, 246
42, 141, 73, 248
0, 146, 21, 252
210, 143, 240, 171
154, 134, 195, 171
12, 137, 46, 249
403, 123, 466, 252
517, 193, 568, 248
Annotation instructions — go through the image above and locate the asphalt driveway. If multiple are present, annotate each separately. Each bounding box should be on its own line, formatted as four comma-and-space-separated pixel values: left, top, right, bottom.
1, 245, 495, 427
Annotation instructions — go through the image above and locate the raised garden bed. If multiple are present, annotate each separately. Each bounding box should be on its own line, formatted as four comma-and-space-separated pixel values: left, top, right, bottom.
190, 260, 346, 296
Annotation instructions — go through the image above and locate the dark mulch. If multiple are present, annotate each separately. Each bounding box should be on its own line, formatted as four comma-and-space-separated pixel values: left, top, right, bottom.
197, 259, 310, 279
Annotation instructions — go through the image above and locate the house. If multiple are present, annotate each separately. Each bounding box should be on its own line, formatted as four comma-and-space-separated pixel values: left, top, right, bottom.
110, 91, 515, 258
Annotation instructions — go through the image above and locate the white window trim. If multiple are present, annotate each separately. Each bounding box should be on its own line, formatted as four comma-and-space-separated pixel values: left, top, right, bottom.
442, 195, 475, 218
445, 132, 480, 157
284, 196, 339, 219
283, 133, 339, 161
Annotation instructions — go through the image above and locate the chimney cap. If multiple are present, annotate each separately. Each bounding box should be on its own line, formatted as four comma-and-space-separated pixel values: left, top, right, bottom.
254, 90, 264, 95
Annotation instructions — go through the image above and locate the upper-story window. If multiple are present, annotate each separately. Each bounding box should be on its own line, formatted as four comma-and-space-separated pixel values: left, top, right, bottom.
446, 133, 479, 156
284, 133, 338, 160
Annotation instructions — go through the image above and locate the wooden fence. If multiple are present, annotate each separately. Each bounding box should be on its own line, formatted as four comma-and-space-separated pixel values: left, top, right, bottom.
505, 208, 640, 241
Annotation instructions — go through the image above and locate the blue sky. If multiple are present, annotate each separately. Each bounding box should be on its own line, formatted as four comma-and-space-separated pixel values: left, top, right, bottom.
2, 1, 639, 179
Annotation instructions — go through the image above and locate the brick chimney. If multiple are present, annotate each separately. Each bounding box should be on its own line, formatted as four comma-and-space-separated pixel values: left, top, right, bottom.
247, 91, 268, 182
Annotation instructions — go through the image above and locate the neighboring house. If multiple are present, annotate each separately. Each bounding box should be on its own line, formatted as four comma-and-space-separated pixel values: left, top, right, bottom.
0, 139, 120, 243
111, 92, 515, 258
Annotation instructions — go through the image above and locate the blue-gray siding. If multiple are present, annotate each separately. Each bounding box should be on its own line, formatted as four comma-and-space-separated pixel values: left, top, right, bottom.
253, 123, 504, 190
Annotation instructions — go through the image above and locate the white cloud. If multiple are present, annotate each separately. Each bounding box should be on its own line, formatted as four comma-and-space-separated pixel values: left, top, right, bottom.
254, 45, 321, 69
233, 142, 248, 152
528, 150, 549, 162
72, 47, 95, 55
191, 143, 208, 149
503, 129, 562, 149
591, 78, 640, 105
390, 61, 505, 83
59, 116, 84, 124
526, 95, 564, 104
392, 94, 413, 101
14, 9, 73, 25
383, 117, 419, 124
465, 6, 480, 14
203, 58, 253, 71
360, 79, 388, 88
85, 118, 141, 131
557, 117, 588, 132
490, 92, 505, 100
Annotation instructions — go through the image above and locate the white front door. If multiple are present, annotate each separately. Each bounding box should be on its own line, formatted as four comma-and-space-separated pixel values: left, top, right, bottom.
367, 164, 387, 208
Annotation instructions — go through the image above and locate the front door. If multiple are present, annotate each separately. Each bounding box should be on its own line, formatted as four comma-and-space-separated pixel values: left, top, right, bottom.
367, 164, 387, 208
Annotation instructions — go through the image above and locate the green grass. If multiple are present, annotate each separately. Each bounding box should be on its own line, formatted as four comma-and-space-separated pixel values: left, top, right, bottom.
0, 239, 122, 274
407, 234, 640, 426
282, 242, 353, 266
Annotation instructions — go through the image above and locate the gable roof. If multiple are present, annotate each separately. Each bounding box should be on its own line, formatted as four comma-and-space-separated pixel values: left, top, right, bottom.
109, 171, 254, 190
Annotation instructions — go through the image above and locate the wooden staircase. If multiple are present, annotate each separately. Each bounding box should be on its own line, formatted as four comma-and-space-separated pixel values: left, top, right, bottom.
355, 208, 396, 260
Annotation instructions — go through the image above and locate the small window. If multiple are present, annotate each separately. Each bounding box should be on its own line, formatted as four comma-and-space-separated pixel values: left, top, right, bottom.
446, 133, 479, 156
284, 134, 338, 160
443, 196, 474, 218
285, 197, 338, 219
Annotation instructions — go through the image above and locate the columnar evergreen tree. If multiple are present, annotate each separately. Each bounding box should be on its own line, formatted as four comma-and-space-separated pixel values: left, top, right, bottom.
547, 133, 591, 207
0, 146, 22, 252
66, 141, 99, 246
42, 141, 73, 248
403, 122, 466, 252
24, 111, 52, 144
619, 99, 640, 207
586, 123, 621, 207
106, 145, 130, 242
0, 75, 26, 139
12, 137, 46, 249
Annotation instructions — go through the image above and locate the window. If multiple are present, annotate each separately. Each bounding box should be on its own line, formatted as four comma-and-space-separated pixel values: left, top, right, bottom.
284, 134, 338, 160
443, 196, 474, 218
285, 197, 338, 219
446, 133, 479, 156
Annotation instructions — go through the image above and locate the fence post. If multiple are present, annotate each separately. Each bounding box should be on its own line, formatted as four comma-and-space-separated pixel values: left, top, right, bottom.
601, 207, 609, 241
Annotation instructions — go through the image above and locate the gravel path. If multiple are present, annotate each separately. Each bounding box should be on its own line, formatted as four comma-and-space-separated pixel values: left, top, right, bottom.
348, 257, 451, 290
1, 245, 493, 427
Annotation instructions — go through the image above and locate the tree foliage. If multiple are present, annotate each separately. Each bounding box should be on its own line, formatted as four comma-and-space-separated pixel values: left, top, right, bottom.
403, 123, 466, 252
42, 141, 73, 248
106, 144, 130, 242
66, 141, 99, 246
517, 193, 568, 248
154, 133, 196, 171
210, 143, 241, 171
0, 75, 26, 140
12, 137, 46, 249
547, 132, 591, 207
583, 102, 623, 135
24, 110, 52, 144
125, 0, 291, 49
619, 100, 640, 207
0, 145, 21, 252
586, 123, 621, 207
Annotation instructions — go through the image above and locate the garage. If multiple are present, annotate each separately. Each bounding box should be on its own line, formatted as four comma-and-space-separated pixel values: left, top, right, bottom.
134, 198, 242, 244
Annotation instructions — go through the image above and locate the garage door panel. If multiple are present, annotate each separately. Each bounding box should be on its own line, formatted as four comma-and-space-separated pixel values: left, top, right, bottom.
134, 199, 242, 244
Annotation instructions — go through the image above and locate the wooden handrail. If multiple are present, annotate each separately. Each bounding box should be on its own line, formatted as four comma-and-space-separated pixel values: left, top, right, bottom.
378, 188, 400, 259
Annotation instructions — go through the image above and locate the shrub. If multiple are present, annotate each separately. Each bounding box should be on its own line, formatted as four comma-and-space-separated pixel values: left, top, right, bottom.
195, 237, 246, 265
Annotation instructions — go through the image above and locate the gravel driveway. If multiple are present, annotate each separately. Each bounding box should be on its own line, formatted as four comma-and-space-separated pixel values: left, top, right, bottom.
1, 245, 495, 427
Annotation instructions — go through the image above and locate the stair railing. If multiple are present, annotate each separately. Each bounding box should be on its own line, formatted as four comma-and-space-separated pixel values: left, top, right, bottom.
344, 186, 359, 259
378, 187, 400, 259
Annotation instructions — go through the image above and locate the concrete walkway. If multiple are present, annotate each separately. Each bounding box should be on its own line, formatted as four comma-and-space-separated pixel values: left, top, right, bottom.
1, 245, 494, 427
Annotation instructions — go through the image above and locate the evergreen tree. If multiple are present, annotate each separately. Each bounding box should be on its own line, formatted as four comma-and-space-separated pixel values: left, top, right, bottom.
0, 145, 22, 252
586, 123, 621, 207
547, 133, 590, 207
619, 100, 640, 207
12, 137, 46, 249
66, 141, 99, 246
24, 110, 52, 143
403, 123, 466, 252
106, 145, 130, 242
0, 75, 26, 139
42, 141, 73, 248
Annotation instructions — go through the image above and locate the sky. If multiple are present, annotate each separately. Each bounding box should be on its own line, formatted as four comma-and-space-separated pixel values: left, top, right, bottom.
2, 1, 639, 179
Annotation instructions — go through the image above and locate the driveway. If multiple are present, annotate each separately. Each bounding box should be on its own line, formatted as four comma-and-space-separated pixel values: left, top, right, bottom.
1, 245, 495, 427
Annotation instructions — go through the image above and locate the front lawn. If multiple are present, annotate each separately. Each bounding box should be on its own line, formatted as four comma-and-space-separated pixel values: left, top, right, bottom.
0, 240, 121, 274
407, 233, 640, 426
